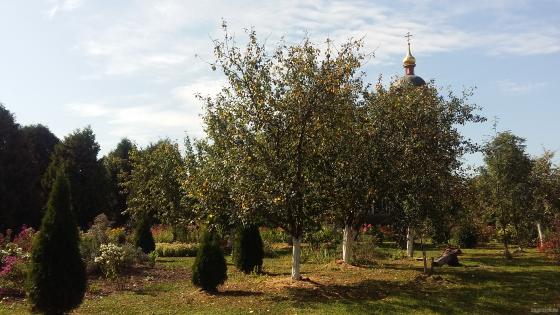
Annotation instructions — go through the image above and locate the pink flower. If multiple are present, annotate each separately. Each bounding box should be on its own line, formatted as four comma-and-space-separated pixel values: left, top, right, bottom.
0, 256, 19, 277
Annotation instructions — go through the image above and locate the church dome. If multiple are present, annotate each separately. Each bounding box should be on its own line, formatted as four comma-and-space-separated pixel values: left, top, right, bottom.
400, 34, 425, 87
399, 74, 426, 87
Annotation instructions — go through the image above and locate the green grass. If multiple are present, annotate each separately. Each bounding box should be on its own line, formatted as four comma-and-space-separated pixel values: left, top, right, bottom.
1, 243, 558, 314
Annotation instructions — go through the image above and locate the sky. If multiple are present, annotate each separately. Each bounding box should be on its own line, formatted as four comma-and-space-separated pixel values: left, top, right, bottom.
1, 0, 559, 168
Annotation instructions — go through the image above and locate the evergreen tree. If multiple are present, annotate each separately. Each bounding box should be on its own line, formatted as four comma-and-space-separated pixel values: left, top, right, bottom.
192, 228, 227, 292
21, 124, 60, 228
28, 169, 86, 315
43, 126, 109, 229
233, 225, 264, 274
0, 104, 35, 231
133, 216, 155, 254
104, 138, 135, 226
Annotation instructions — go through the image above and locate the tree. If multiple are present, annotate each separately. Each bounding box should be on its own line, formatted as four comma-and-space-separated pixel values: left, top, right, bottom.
104, 138, 135, 226
232, 224, 264, 273
529, 151, 560, 247
123, 139, 188, 232
133, 215, 155, 254
21, 124, 60, 228
43, 127, 109, 229
479, 131, 532, 258
28, 169, 86, 315
192, 227, 227, 292
0, 104, 35, 231
201, 25, 368, 279
366, 82, 484, 269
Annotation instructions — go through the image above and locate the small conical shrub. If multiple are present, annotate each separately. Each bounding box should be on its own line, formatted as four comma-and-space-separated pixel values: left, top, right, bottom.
191, 227, 227, 292
28, 169, 86, 315
233, 225, 264, 274
133, 215, 155, 254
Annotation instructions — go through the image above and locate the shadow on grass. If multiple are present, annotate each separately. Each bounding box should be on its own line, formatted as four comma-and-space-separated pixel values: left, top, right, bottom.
267, 262, 560, 314
215, 290, 264, 297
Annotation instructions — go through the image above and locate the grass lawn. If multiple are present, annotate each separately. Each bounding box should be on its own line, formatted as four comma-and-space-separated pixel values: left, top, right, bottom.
1, 243, 558, 314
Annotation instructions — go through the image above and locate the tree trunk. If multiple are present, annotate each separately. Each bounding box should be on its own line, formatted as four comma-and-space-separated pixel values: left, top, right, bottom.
291, 236, 302, 280
342, 224, 355, 264
421, 235, 428, 274
504, 240, 512, 259
537, 221, 544, 248
406, 227, 414, 258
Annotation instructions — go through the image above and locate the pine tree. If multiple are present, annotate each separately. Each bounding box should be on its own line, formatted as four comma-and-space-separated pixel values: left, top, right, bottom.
191, 228, 227, 292
28, 169, 86, 315
133, 216, 155, 254
233, 225, 264, 274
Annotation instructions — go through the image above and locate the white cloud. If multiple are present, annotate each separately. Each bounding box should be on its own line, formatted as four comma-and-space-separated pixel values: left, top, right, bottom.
47, 0, 85, 19
496, 79, 548, 95
67, 0, 559, 78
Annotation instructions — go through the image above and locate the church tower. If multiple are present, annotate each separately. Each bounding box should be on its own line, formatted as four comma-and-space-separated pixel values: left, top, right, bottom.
399, 32, 425, 87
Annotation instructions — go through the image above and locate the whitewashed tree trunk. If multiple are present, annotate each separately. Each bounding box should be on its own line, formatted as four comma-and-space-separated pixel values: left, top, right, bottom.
342, 225, 355, 264
537, 222, 544, 247
406, 227, 414, 258
291, 236, 302, 280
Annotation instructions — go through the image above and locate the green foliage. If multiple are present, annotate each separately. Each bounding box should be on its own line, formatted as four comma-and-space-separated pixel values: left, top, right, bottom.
479, 131, 533, 255
151, 225, 174, 243
199, 25, 370, 243
304, 226, 342, 248
0, 105, 46, 231
42, 126, 109, 229
94, 243, 125, 280
104, 138, 135, 226
28, 169, 86, 315
260, 227, 290, 243
232, 225, 264, 274
123, 139, 189, 226
367, 82, 484, 244
147, 251, 158, 267
454, 223, 478, 248
133, 216, 155, 254
191, 228, 227, 292
301, 242, 339, 264
155, 243, 198, 257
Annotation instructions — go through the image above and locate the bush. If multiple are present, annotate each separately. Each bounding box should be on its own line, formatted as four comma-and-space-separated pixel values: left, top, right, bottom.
454, 223, 478, 248
134, 216, 155, 254
305, 226, 342, 249
173, 225, 200, 243
301, 243, 338, 264
352, 242, 388, 266
192, 228, 227, 292
260, 227, 290, 243
155, 243, 198, 257
151, 225, 174, 243
28, 170, 86, 315
232, 225, 264, 274
107, 227, 127, 245
95, 243, 125, 280
540, 220, 560, 263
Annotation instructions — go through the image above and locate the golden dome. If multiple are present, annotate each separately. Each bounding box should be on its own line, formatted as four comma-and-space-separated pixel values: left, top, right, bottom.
403, 43, 416, 66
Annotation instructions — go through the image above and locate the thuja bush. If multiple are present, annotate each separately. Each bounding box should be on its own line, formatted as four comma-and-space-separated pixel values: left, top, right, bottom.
134, 216, 155, 254
233, 225, 264, 274
192, 228, 227, 292
28, 170, 86, 315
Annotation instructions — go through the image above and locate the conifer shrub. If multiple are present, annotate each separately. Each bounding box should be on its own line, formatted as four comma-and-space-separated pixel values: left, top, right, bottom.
28, 170, 87, 315
232, 225, 264, 274
191, 228, 227, 292
133, 216, 155, 254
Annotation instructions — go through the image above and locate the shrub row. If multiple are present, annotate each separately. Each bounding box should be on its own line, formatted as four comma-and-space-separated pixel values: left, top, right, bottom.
155, 243, 198, 257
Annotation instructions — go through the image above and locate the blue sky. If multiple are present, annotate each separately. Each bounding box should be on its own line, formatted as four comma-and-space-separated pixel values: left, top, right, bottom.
1, 0, 559, 168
